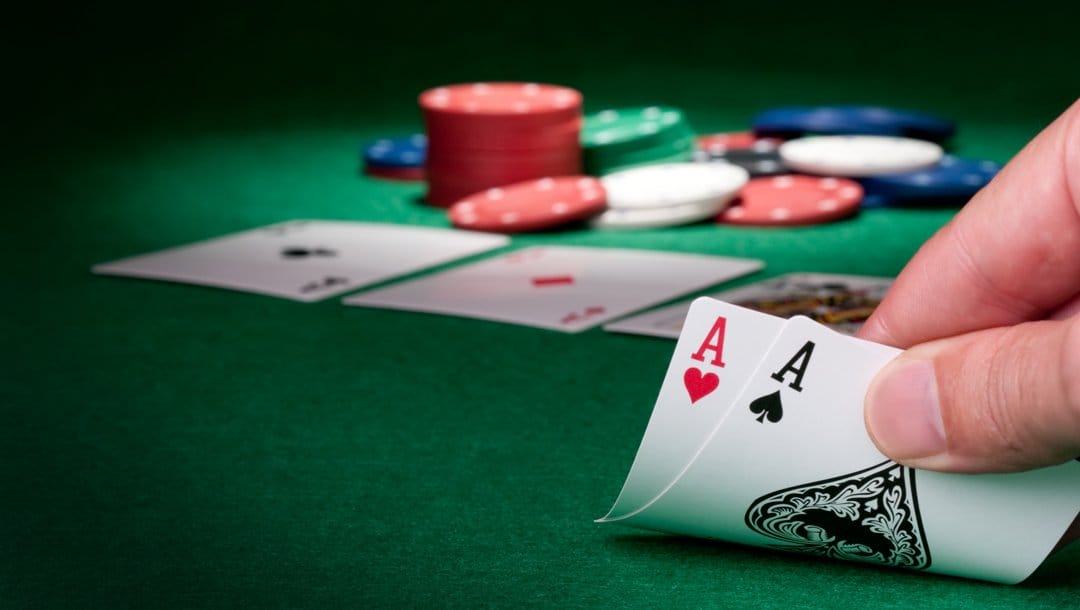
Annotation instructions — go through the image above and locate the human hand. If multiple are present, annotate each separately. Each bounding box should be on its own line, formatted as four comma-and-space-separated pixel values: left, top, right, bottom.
859, 99, 1080, 474
857, 99, 1080, 546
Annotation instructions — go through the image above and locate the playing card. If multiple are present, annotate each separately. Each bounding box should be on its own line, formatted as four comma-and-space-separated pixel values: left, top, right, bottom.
92, 220, 509, 302
343, 246, 763, 333
601, 308, 1080, 584
604, 272, 892, 339
602, 298, 786, 521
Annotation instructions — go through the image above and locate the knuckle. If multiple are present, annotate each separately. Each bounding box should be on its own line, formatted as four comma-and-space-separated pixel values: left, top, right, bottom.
971, 329, 1028, 459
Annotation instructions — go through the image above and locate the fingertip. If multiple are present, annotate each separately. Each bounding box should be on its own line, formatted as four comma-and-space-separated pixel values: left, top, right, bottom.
865, 356, 948, 466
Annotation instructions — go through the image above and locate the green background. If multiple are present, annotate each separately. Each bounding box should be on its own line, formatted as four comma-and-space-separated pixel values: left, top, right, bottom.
5, 2, 1080, 607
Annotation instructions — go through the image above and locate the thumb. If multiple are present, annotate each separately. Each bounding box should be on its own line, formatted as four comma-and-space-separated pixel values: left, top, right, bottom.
864, 317, 1080, 473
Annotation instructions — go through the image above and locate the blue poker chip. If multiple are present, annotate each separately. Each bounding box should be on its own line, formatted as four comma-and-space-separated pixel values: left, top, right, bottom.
362, 134, 427, 169
752, 106, 956, 143
858, 155, 1000, 208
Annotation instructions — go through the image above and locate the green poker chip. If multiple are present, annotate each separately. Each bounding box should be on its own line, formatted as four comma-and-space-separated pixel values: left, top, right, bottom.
582, 106, 697, 175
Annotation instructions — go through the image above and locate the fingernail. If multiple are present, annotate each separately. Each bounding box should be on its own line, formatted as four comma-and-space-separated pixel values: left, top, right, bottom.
866, 358, 947, 461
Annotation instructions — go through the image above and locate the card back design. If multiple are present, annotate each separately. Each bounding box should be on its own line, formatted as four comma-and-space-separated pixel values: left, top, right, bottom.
744, 460, 931, 571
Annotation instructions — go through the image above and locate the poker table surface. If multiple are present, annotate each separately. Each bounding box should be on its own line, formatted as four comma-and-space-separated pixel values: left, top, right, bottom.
7, 2, 1080, 607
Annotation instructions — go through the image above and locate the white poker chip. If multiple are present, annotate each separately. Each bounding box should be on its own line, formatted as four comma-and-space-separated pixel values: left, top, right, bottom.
778, 135, 944, 177
599, 162, 749, 210
589, 196, 731, 229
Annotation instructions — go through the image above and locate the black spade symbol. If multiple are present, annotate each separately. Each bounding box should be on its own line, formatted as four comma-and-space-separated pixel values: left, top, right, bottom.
749, 390, 784, 423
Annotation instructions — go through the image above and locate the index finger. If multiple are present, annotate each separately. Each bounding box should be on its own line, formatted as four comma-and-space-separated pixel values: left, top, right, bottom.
858, 99, 1080, 348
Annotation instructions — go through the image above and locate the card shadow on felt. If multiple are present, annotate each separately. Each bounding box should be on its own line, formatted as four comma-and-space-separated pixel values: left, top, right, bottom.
1022, 543, 1080, 589
601, 533, 930, 584
602, 533, 1080, 588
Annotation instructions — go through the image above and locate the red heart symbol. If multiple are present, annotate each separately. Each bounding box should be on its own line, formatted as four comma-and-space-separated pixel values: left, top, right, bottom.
684, 367, 719, 404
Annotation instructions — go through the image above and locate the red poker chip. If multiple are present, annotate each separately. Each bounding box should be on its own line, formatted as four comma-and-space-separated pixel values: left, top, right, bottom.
426, 152, 581, 178
425, 118, 582, 152
426, 145, 581, 165
420, 83, 582, 123
718, 175, 863, 226
426, 152, 583, 206
420, 82, 585, 207
697, 132, 783, 154
448, 176, 607, 233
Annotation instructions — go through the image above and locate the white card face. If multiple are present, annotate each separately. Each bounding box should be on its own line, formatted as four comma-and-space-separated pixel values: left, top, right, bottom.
603, 298, 785, 520
605, 272, 893, 339
343, 246, 763, 333
605, 314, 1080, 584
92, 220, 510, 302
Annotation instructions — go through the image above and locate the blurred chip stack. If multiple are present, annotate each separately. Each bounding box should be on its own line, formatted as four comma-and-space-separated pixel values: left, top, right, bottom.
419, 83, 584, 206
366, 88, 999, 231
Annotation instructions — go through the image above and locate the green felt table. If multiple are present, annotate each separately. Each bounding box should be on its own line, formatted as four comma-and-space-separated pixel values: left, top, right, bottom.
6, 2, 1080, 607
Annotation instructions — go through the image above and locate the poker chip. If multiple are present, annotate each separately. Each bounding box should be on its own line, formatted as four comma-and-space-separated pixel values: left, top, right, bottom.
420, 82, 581, 123
694, 147, 787, 177
752, 106, 956, 142
694, 132, 789, 177
858, 155, 1000, 208
589, 198, 726, 229
778, 135, 943, 178
715, 150, 787, 177
718, 175, 863, 226
583, 107, 684, 149
696, 132, 783, 155
582, 106, 696, 175
601, 162, 749, 211
420, 82, 583, 206
361, 134, 427, 181
362, 134, 427, 168
448, 176, 606, 233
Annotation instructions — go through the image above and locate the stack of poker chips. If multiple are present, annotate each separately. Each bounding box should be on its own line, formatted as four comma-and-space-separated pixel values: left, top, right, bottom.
591, 162, 749, 229
364, 90, 1003, 231
419, 83, 584, 207
361, 135, 427, 181
581, 106, 697, 176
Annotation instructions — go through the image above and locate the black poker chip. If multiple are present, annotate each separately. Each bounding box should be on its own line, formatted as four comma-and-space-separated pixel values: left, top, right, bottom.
693, 146, 789, 177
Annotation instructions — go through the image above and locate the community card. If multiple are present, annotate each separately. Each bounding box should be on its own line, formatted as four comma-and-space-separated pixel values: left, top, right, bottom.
92, 220, 509, 302
601, 306, 1080, 584
343, 246, 763, 333
604, 272, 892, 339
603, 298, 786, 521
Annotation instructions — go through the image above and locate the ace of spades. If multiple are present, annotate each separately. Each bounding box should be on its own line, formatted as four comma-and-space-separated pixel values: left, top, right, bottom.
746, 339, 816, 424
